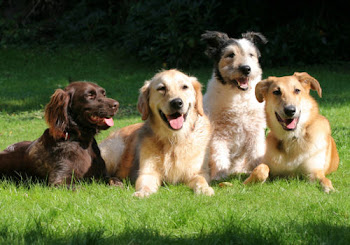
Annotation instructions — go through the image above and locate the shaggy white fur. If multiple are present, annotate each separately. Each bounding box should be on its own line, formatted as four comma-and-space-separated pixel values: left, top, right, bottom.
201, 31, 267, 180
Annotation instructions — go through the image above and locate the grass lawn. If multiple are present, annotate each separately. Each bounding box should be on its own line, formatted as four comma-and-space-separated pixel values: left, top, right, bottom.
0, 47, 349, 244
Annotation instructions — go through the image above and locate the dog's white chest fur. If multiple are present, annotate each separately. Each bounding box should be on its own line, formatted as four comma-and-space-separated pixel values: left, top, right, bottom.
204, 75, 266, 178
268, 131, 329, 176
204, 74, 264, 120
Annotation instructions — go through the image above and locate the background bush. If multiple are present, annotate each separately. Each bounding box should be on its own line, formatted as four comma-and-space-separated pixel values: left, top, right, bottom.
0, 0, 349, 68
121, 0, 219, 68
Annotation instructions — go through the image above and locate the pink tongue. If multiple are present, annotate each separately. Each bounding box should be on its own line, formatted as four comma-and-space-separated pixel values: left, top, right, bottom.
104, 118, 114, 127
285, 118, 297, 129
168, 115, 184, 130
237, 78, 249, 88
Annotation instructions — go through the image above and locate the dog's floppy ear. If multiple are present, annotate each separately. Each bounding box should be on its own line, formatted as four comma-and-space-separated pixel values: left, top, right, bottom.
201, 31, 230, 60
191, 77, 204, 116
137, 80, 151, 120
255, 79, 272, 103
294, 72, 322, 98
242, 32, 267, 58
45, 89, 71, 140
242, 32, 268, 45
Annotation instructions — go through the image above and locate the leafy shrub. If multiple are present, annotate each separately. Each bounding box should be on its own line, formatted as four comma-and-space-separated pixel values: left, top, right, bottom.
55, 1, 124, 45
262, 19, 349, 67
0, 0, 348, 67
0, 0, 63, 46
122, 0, 219, 68
0, 0, 132, 46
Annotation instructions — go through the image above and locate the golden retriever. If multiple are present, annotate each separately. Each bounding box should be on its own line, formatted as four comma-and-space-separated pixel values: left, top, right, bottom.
99, 69, 214, 197
244, 72, 339, 193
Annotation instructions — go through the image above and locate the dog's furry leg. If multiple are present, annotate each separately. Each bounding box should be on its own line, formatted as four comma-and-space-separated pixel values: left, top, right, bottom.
309, 170, 335, 193
187, 174, 214, 196
209, 140, 232, 180
243, 163, 269, 184
133, 173, 161, 198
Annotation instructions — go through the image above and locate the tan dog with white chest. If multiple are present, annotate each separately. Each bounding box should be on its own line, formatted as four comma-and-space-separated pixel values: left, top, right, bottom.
99, 69, 214, 197
244, 72, 339, 193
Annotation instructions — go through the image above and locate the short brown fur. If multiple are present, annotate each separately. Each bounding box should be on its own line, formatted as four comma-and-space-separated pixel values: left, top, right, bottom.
244, 72, 339, 193
0, 82, 119, 185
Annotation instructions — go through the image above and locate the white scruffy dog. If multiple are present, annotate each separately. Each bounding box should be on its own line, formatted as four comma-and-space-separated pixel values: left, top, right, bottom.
201, 31, 267, 180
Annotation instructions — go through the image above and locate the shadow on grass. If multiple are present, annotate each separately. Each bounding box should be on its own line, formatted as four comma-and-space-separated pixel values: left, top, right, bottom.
209, 174, 250, 186
116, 223, 350, 244
0, 97, 47, 114
1, 222, 349, 244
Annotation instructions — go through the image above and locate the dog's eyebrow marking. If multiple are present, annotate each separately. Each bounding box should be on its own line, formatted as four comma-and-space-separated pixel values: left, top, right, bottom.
221, 40, 241, 55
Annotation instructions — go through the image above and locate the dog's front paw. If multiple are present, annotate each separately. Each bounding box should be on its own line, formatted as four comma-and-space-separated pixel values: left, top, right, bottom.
322, 184, 335, 194
203, 186, 215, 196
108, 177, 124, 188
133, 189, 153, 198
243, 163, 269, 185
195, 186, 215, 196
313, 175, 336, 194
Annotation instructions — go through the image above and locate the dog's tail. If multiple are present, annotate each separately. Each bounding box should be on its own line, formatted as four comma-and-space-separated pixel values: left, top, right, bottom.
326, 136, 339, 174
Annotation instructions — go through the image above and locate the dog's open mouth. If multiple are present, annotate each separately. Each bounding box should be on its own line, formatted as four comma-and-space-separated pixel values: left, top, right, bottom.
159, 108, 189, 130
89, 115, 114, 127
275, 112, 299, 131
234, 77, 249, 91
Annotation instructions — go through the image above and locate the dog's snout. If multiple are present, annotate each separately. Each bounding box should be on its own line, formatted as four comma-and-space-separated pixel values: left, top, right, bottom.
108, 99, 119, 111
284, 105, 296, 117
170, 98, 183, 110
239, 65, 251, 76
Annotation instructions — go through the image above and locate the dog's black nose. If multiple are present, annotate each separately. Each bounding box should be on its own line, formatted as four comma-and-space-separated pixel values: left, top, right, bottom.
239, 65, 251, 75
284, 105, 296, 117
108, 99, 119, 110
170, 98, 183, 110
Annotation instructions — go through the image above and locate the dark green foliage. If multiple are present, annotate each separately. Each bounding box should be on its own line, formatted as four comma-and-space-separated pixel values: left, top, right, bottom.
121, 0, 219, 68
0, 0, 132, 47
54, 0, 133, 46
263, 19, 350, 67
0, 0, 349, 68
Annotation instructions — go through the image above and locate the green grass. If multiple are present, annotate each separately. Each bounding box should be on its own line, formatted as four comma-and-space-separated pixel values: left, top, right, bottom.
0, 48, 350, 244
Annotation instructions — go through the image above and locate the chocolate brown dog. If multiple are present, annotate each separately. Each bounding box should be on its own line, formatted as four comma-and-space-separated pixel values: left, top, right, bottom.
0, 82, 119, 185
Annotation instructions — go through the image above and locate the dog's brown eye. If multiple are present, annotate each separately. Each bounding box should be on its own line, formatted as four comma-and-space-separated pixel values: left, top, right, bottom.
295, 88, 301, 94
249, 53, 254, 57
273, 89, 281, 96
182, 85, 188, 90
157, 86, 166, 92
87, 90, 96, 99
227, 53, 235, 58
